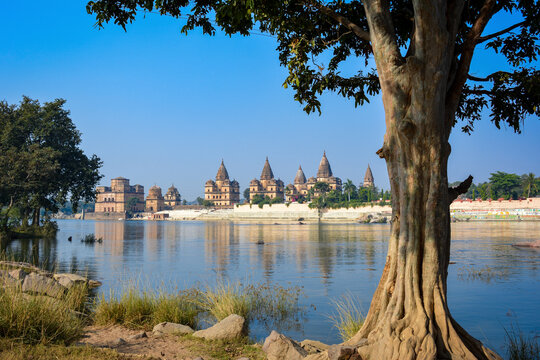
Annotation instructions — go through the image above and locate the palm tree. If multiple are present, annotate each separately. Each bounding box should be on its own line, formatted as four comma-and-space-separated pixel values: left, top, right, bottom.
343, 179, 356, 202
522, 173, 538, 198
313, 182, 330, 201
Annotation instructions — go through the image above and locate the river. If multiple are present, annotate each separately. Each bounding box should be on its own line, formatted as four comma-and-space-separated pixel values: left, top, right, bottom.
3, 220, 539, 356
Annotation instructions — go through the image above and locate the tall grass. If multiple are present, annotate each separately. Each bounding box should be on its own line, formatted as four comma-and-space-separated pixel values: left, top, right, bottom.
93, 285, 201, 330
329, 293, 365, 341
0, 282, 88, 344
505, 325, 540, 360
93, 281, 303, 333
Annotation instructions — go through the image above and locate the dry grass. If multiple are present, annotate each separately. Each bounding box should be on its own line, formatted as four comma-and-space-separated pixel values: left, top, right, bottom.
328, 293, 365, 341
505, 325, 540, 360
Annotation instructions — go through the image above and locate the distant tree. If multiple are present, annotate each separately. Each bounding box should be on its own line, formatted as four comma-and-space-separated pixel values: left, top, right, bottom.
343, 179, 357, 202
313, 182, 330, 201
478, 183, 488, 200
243, 188, 250, 201
87, 0, 540, 356
489, 171, 521, 199
182, 199, 187, 205
522, 173, 538, 198
202, 200, 214, 207
127, 197, 139, 211
0, 97, 102, 232
196, 197, 204, 205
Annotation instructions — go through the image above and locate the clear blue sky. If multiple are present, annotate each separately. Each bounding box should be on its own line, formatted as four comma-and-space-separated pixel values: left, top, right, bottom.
1, 1, 538, 200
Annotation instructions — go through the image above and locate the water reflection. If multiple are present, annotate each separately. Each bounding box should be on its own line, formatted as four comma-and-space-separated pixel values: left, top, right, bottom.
1, 220, 539, 352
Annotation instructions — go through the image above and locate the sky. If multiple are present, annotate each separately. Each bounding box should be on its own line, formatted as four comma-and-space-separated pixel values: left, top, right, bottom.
1, 1, 538, 200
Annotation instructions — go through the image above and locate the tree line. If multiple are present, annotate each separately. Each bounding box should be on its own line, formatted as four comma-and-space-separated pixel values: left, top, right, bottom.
0, 97, 102, 239
451, 172, 539, 200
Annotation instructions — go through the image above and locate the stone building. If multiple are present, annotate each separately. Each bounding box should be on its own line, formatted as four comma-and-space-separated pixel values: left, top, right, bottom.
204, 160, 240, 206
307, 152, 342, 193
146, 185, 165, 212
363, 164, 375, 187
285, 166, 309, 202
249, 157, 285, 201
95, 177, 145, 213
164, 185, 181, 208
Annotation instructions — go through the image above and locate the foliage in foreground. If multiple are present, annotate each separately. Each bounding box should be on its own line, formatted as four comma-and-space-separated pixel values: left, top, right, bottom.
0, 282, 88, 345
93, 281, 304, 333
0, 339, 131, 360
506, 325, 540, 360
329, 293, 365, 342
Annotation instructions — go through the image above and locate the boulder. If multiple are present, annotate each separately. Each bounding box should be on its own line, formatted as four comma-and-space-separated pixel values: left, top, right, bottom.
128, 331, 148, 340
300, 339, 330, 354
153, 322, 194, 336
53, 273, 87, 289
9, 268, 28, 280
262, 330, 308, 360
0, 270, 20, 288
327, 345, 361, 360
193, 314, 246, 341
22, 273, 65, 298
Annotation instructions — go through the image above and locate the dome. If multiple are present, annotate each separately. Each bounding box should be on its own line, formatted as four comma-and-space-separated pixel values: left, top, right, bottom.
317, 151, 333, 178
205, 179, 215, 186
294, 165, 307, 184
216, 160, 230, 181
307, 177, 317, 184
260, 157, 274, 180
250, 179, 260, 186
148, 185, 162, 198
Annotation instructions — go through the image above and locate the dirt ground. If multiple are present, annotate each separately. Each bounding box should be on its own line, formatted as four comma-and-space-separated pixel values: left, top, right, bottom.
78, 325, 264, 360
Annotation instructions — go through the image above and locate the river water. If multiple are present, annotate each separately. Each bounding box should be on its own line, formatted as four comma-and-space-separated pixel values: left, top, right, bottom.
3, 220, 539, 355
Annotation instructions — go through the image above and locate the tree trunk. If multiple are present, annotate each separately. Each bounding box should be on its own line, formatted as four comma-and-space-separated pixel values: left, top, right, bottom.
32, 208, 40, 227
344, 19, 501, 355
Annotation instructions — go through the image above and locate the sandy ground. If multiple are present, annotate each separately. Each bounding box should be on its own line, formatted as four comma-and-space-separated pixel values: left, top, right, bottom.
78, 326, 213, 360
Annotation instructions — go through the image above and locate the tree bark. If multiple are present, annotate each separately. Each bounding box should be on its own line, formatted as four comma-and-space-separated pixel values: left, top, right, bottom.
31, 208, 40, 227
345, 3, 502, 356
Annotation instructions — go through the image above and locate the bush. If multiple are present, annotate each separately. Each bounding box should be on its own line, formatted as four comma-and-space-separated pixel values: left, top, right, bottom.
505, 325, 540, 360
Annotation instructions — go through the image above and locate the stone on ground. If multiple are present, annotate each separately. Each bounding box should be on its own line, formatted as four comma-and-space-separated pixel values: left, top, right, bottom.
22, 273, 65, 298
9, 268, 28, 280
153, 322, 194, 336
193, 314, 246, 341
53, 273, 87, 289
262, 330, 308, 360
300, 339, 329, 354
326, 345, 361, 360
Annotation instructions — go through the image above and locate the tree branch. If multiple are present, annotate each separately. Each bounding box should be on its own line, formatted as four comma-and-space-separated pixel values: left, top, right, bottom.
476, 21, 525, 43
311, 2, 371, 43
445, 0, 500, 128
448, 175, 473, 202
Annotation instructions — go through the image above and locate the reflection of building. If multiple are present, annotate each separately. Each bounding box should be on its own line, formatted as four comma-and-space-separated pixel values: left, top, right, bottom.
249, 157, 285, 201
363, 164, 375, 187
95, 177, 145, 213
164, 185, 181, 208
204, 161, 240, 206
146, 185, 165, 212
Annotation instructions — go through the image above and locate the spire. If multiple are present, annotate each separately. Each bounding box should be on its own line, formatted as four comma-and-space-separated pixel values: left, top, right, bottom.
216, 160, 229, 180
317, 152, 333, 178
260, 157, 274, 180
294, 165, 306, 184
363, 164, 374, 187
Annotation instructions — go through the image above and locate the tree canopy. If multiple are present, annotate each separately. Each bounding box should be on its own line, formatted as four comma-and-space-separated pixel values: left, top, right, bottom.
87, 0, 539, 134
0, 97, 102, 231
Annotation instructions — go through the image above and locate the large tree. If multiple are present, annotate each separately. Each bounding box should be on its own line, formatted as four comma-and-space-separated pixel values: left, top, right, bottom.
86, 0, 539, 358
0, 97, 103, 229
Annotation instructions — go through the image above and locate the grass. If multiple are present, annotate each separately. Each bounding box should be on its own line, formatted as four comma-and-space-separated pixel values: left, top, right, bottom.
0, 339, 141, 360
457, 264, 509, 282
93, 280, 303, 334
505, 325, 540, 360
182, 334, 265, 360
81, 234, 103, 244
0, 281, 89, 345
328, 293, 365, 341
93, 286, 201, 330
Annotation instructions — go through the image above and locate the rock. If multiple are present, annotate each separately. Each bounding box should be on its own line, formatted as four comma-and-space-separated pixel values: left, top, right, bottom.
22, 273, 65, 298
327, 345, 361, 360
128, 331, 147, 340
0, 270, 20, 288
88, 280, 102, 288
9, 268, 28, 280
300, 339, 329, 354
53, 273, 87, 289
152, 322, 194, 336
111, 337, 126, 347
193, 314, 246, 341
262, 330, 308, 360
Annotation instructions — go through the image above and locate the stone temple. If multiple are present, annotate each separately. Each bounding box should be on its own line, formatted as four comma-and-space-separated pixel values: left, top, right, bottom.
204, 160, 240, 206
95, 177, 145, 213
249, 157, 285, 201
